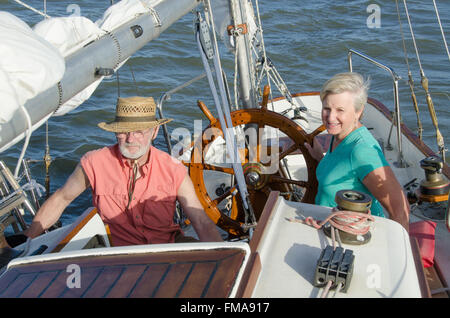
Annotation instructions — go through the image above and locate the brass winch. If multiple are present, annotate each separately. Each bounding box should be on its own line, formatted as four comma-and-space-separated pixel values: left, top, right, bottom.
323, 190, 373, 245
335, 190, 373, 213
416, 156, 449, 203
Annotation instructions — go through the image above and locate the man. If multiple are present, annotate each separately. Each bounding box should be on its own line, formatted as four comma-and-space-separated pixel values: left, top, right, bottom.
23, 96, 223, 246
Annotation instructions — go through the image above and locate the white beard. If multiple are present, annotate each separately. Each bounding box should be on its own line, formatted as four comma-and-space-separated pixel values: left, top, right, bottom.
119, 140, 151, 160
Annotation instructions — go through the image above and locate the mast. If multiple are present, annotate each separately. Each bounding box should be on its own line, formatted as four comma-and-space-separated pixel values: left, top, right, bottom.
0, 0, 201, 152
228, 0, 258, 110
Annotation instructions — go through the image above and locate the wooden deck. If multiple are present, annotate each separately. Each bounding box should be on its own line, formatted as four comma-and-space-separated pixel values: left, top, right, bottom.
0, 247, 246, 298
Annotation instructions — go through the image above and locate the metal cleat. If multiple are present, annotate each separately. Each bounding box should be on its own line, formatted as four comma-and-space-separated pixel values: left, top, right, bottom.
313, 245, 355, 293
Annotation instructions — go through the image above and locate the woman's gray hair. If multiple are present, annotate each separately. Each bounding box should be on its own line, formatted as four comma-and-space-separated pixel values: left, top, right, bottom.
320, 72, 370, 112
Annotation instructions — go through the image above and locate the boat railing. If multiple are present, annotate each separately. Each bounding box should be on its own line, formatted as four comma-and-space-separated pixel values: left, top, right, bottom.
156, 72, 207, 154
0, 161, 37, 234
347, 49, 407, 168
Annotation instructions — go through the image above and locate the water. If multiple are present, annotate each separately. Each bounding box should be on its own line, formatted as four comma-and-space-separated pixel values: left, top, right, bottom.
1, 0, 449, 227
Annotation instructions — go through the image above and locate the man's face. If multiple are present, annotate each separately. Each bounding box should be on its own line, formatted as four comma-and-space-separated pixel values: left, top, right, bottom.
116, 128, 157, 160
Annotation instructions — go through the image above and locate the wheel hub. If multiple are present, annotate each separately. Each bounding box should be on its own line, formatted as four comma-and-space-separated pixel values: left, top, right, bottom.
242, 162, 268, 190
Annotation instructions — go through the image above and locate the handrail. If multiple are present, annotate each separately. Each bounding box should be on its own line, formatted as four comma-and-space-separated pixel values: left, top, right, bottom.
348, 49, 407, 168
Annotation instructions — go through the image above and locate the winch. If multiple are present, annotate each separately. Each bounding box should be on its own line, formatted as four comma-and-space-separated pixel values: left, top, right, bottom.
312, 190, 374, 294
415, 156, 449, 203
323, 189, 373, 245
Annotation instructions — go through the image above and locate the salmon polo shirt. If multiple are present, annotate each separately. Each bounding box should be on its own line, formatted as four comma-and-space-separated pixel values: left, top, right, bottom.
80, 144, 187, 246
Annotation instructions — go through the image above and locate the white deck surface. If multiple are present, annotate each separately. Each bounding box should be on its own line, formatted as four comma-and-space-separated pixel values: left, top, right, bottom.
251, 197, 422, 298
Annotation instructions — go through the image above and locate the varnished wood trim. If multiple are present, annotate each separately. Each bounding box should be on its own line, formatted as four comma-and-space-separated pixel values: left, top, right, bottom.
0, 248, 246, 298
409, 236, 432, 298
249, 191, 280, 252
52, 207, 98, 253
235, 191, 280, 298
235, 252, 262, 298
432, 258, 450, 297
104, 224, 113, 247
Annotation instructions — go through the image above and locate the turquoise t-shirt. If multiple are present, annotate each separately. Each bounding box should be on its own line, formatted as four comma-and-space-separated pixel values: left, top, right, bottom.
315, 126, 389, 217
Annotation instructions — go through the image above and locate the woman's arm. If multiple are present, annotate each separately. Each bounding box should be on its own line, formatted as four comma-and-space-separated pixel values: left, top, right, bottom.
362, 166, 410, 231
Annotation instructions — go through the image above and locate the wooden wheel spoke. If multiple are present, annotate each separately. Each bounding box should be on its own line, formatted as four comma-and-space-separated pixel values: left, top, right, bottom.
269, 175, 308, 188
310, 124, 326, 138
256, 122, 262, 162
279, 142, 299, 161
189, 103, 320, 237
202, 163, 235, 174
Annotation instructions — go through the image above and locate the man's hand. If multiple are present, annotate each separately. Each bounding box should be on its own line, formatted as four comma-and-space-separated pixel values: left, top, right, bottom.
177, 175, 223, 242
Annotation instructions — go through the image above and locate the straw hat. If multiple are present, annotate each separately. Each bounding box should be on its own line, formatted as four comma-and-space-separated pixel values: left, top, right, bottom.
98, 96, 172, 133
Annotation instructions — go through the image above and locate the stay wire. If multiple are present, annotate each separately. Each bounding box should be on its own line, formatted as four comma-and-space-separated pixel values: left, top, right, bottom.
432, 0, 450, 64
402, 0, 446, 161
254, 0, 273, 105
11, 0, 50, 18
402, 0, 423, 72
395, 0, 423, 139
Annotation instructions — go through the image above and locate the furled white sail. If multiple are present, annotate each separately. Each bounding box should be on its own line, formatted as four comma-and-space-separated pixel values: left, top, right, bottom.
33, 16, 104, 116
35, 0, 162, 117
96, 0, 164, 31
0, 0, 200, 153
34, 16, 103, 58
0, 11, 65, 123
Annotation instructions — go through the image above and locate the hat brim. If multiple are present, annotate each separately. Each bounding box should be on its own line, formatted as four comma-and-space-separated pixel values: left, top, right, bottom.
98, 118, 173, 133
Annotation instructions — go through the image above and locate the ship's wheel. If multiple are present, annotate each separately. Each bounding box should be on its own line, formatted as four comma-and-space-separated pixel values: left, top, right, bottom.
185, 86, 325, 237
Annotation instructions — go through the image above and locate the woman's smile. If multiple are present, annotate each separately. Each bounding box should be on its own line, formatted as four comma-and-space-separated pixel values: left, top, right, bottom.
322, 91, 363, 142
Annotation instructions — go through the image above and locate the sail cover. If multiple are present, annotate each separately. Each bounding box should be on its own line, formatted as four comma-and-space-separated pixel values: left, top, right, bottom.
34, 0, 162, 116
33, 16, 104, 116
0, 0, 200, 152
96, 0, 164, 32
0, 12, 65, 123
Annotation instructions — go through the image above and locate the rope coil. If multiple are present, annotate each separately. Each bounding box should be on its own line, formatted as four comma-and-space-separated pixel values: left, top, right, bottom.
289, 207, 375, 236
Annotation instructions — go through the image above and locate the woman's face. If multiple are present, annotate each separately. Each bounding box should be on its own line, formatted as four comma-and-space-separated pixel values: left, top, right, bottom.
321, 91, 363, 141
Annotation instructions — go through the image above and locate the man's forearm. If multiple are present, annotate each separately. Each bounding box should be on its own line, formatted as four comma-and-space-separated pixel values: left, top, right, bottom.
191, 214, 223, 242
24, 190, 69, 238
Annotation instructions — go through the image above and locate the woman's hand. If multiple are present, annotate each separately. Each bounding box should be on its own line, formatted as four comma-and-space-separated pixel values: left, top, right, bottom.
304, 137, 325, 162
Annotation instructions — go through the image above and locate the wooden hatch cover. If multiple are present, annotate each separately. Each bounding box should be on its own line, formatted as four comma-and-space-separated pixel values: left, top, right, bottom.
0, 247, 247, 298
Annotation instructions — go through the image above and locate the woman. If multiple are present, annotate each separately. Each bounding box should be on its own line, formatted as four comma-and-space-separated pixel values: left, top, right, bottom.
305, 72, 410, 231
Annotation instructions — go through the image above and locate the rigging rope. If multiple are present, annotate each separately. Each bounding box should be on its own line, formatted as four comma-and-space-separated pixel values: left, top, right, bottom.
198, 2, 257, 227
290, 208, 375, 236
432, 0, 450, 64
254, 0, 273, 106
288, 208, 368, 298
43, 121, 51, 199
289, 208, 374, 298
13, 105, 33, 179
12, 0, 51, 18
402, 0, 446, 161
395, 0, 423, 140
288, 206, 374, 266
195, 12, 254, 224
